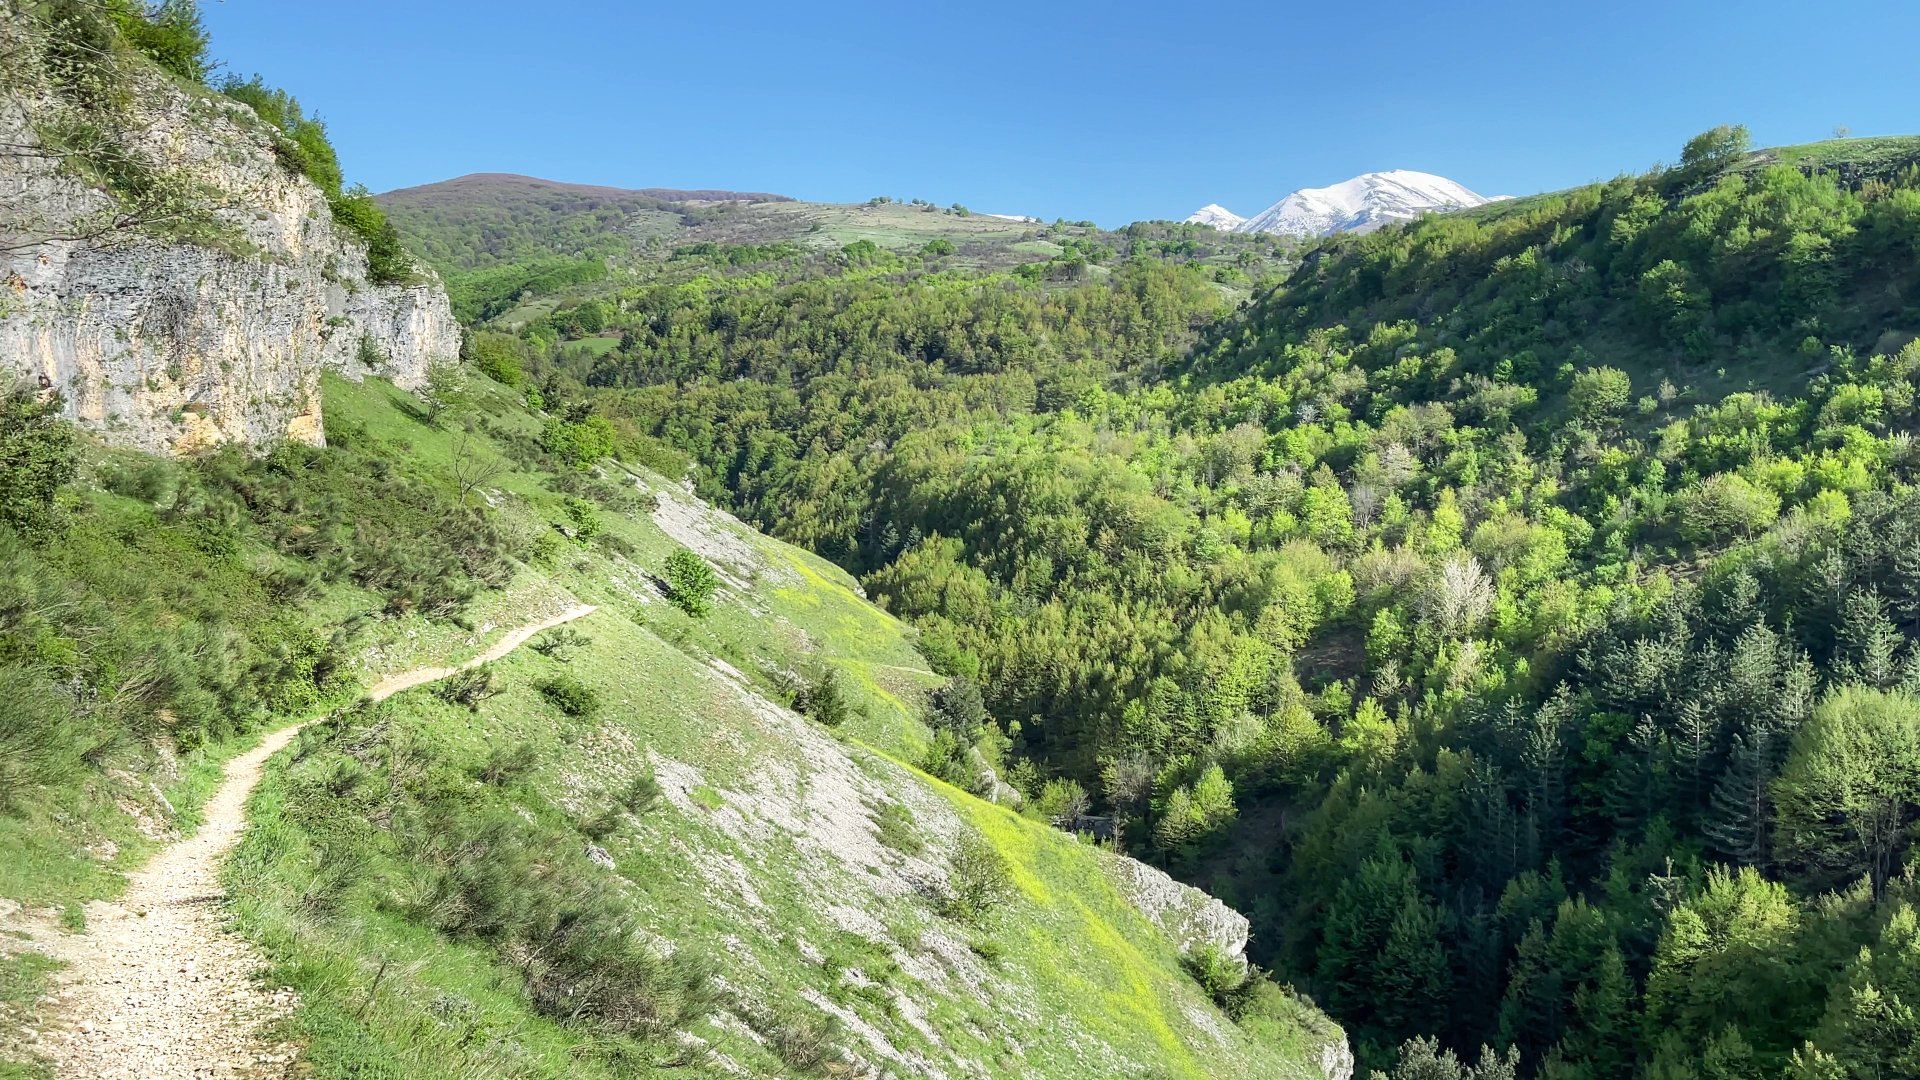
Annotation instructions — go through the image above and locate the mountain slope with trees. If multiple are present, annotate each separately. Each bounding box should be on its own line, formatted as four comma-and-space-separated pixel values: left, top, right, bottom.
452, 124, 1920, 1076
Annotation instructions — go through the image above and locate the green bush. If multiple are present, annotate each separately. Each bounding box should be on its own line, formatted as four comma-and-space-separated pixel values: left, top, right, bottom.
466, 331, 527, 388
537, 673, 600, 718
531, 626, 590, 662
938, 831, 1014, 926
473, 740, 537, 786
434, 665, 497, 711
111, 0, 210, 83
560, 496, 600, 541
0, 386, 78, 540
1181, 944, 1249, 1007
196, 442, 520, 617
540, 414, 617, 469
616, 769, 662, 815
795, 664, 854, 728
0, 665, 86, 810
872, 801, 924, 856
662, 547, 718, 617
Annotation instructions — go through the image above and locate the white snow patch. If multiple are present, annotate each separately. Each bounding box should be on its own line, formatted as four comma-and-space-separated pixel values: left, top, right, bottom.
1235, 169, 1494, 237
1183, 203, 1246, 230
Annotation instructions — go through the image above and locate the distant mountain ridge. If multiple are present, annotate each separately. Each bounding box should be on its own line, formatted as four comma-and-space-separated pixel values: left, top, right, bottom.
380, 172, 792, 204
1188, 169, 1499, 238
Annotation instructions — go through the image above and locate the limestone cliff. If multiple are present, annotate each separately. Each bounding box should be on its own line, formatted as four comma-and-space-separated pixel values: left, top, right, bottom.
0, 6, 456, 454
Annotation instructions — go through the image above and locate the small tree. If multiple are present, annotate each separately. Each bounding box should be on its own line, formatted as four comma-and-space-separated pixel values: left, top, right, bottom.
435, 664, 498, 710
450, 431, 506, 504
797, 664, 854, 728
421, 364, 472, 423
926, 676, 989, 739
939, 831, 1014, 926
532, 626, 591, 663
663, 547, 719, 617
1679, 124, 1752, 175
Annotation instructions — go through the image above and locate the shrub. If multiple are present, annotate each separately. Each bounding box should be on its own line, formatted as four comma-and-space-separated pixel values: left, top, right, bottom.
919, 728, 990, 796
795, 664, 854, 728
0, 665, 85, 809
925, 676, 989, 739
409, 803, 717, 1044
662, 548, 718, 617
755, 1002, 843, 1074
872, 801, 924, 856
466, 331, 527, 388
0, 385, 78, 540
113, 0, 211, 83
1181, 944, 1250, 1006
938, 831, 1015, 926
195, 442, 521, 617
540, 414, 616, 469
537, 673, 600, 718
1030, 777, 1091, 826
616, 769, 662, 815
434, 665, 497, 710
1567, 365, 1633, 422
473, 740, 536, 785
531, 626, 590, 662
560, 496, 600, 541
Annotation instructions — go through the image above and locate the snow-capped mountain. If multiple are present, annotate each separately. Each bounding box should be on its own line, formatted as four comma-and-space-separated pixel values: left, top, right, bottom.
1185, 170, 1495, 238
1183, 203, 1246, 230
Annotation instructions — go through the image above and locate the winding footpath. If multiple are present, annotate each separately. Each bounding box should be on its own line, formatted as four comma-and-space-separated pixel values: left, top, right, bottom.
19, 605, 596, 1079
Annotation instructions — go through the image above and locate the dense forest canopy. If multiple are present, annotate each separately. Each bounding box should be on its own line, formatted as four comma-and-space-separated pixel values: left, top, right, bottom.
419, 129, 1920, 1077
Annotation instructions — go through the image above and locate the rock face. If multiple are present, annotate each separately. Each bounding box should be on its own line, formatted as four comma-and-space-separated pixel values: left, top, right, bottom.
0, 18, 456, 455
1105, 853, 1250, 960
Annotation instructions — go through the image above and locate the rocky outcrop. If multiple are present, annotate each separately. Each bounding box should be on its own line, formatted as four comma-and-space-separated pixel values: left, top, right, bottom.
1105, 853, 1250, 961
0, 12, 456, 454
1319, 1035, 1357, 1080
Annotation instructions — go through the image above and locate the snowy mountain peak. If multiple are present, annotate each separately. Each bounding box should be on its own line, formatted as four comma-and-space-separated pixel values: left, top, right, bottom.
1184, 203, 1247, 231
1234, 170, 1492, 238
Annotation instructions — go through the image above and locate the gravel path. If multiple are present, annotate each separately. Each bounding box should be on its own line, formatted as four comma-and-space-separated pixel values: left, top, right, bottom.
21, 605, 596, 1079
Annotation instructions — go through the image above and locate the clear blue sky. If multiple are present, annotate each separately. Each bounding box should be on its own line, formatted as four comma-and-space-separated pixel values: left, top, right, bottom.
200, 0, 1920, 226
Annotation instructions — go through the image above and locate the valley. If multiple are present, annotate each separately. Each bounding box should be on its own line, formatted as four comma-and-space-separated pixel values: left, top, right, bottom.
4, 2, 1920, 1079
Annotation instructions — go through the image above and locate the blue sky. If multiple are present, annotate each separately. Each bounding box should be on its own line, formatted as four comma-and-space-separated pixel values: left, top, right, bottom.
200, 0, 1920, 226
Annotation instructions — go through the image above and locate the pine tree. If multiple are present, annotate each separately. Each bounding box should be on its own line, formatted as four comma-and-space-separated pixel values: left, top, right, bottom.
1705, 730, 1775, 865
1834, 590, 1906, 690
1558, 942, 1636, 1077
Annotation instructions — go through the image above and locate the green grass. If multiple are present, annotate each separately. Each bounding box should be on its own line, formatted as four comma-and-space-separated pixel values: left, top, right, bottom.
0, 952, 59, 1079
569, 334, 622, 356
1745, 134, 1920, 176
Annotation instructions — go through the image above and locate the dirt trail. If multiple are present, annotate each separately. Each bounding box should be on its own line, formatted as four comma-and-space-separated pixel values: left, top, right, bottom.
20, 605, 596, 1079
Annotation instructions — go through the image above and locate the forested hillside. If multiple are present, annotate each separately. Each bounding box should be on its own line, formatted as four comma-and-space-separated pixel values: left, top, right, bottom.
444, 125, 1920, 1076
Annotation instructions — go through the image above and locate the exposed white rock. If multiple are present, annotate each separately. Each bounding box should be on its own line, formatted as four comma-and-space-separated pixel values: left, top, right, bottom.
0, 19, 456, 454
1105, 852, 1250, 960
1320, 1034, 1357, 1080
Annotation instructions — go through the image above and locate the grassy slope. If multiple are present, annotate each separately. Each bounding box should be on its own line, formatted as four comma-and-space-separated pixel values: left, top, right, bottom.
221, 374, 1340, 1078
